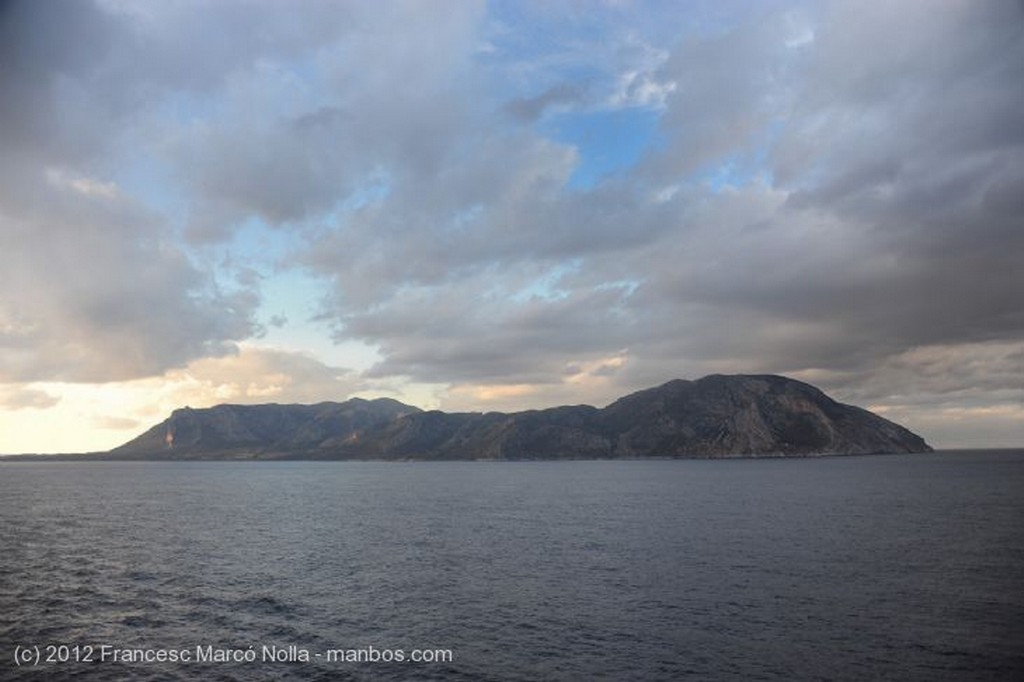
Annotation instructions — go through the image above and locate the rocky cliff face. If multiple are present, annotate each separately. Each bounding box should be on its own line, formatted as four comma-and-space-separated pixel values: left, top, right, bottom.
111, 397, 420, 459
111, 375, 931, 460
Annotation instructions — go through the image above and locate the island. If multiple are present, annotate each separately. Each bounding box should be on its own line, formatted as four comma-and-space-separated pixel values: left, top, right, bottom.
82, 374, 929, 460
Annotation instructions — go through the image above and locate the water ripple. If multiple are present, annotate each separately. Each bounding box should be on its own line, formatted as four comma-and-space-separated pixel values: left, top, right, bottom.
2, 453, 1023, 680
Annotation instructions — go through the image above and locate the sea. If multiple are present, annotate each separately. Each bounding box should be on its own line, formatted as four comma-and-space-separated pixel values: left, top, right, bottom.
1, 450, 1022, 681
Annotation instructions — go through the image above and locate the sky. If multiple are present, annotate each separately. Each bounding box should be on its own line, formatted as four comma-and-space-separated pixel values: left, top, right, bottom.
0, 0, 1022, 454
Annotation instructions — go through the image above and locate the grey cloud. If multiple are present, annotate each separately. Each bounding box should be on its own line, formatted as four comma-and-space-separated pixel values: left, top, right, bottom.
504, 83, 587, 122
174, 347, 365, 405
852, 342, 1024, 404
167, 3, 486, 233
0, 0, 121, 164
179, 109, 360, 230
306, 167, 680, 321
95, 0, 355, 97
0, 386, 61, 411
640, 6, 796, 180
0, 173, 259, 382
304, 0, 1023, 429
94, 415, 142, 431
820, 340, 1024, 448
0, 1, 337, 382
764, 1, 1024, 349
346, 275, 637, 384
1, 0, 351, 165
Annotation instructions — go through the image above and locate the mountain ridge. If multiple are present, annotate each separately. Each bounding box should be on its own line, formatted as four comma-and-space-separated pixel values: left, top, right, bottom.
108, 374, 932, 460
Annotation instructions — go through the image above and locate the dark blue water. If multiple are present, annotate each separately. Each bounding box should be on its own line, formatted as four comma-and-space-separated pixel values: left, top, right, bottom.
1, 451, 1022, 681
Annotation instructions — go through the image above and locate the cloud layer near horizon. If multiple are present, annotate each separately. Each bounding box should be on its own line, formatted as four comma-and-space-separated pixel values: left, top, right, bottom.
1, 0, 1021, 450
